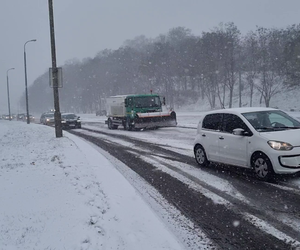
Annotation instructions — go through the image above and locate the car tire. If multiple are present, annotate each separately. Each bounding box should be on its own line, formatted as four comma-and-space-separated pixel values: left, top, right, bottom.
251, 152, 274, 181
194, 144, 210, 167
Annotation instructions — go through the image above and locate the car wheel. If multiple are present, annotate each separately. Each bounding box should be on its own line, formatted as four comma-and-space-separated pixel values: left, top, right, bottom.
251, 152, 274, 181
194, 144, 210, 167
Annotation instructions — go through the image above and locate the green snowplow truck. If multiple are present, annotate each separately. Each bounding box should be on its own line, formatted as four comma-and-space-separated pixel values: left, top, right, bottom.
105, 94, 177, 130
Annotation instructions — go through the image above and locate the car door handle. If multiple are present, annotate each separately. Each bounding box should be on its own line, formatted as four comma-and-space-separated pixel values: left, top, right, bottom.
219, 136, 224, 140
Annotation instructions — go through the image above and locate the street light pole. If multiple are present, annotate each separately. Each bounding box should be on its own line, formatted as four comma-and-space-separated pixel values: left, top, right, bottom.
24, 39, 37, 124
6, 68, 15, 121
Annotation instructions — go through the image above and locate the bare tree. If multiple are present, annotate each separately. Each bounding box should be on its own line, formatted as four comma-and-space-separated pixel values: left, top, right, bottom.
283, 24, 300, 87
221, 23, 241, 108
256, 27, 284, 107
243, 31, 260, 106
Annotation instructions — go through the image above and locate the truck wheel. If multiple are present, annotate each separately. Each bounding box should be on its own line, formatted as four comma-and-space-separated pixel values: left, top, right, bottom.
125, 118, 132, 131
108, 118, 113, 129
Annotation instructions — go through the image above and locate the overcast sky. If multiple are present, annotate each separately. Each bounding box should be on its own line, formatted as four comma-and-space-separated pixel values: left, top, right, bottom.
1, 0, 300, 114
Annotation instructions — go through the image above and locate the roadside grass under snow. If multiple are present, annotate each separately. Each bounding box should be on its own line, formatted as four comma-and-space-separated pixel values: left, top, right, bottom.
0, 121, 187, 250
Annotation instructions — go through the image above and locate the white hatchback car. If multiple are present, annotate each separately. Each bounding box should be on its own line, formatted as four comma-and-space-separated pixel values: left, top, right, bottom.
193, 107, 300, 180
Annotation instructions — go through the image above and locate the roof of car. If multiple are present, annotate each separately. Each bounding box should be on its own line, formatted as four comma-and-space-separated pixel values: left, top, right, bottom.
204, 107, 278, 115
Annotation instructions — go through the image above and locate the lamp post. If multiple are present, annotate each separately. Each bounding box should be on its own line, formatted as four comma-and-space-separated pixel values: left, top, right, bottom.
6, 68, 15, 121
24, 39, 37, 124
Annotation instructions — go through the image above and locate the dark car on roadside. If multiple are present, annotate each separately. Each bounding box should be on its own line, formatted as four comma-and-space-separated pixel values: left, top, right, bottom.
61, 113, 81, 129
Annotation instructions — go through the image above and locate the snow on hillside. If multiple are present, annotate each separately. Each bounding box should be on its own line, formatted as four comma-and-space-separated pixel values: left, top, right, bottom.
178, 85, 300, 113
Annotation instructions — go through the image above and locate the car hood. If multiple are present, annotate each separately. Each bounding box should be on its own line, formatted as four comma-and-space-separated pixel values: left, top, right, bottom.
259, 129, 300, 146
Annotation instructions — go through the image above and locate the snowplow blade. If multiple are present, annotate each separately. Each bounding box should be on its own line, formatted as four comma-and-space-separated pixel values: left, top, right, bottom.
134, 111, 177, 129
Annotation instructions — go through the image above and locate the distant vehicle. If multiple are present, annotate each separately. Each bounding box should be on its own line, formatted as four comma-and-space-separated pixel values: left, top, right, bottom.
40, 112, 55, 125
194, 107, 300, 181
105, 94, 177, 130
17, 113, 25, 121
61, 113, 81, 129
2, 114, 10, 120
24, 114, 35, 122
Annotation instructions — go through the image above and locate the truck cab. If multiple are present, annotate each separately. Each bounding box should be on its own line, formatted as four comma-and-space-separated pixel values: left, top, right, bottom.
125, 94, 162, 112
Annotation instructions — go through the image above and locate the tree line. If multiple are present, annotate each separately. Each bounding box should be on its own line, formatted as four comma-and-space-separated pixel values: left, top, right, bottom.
23, 22, 300, 113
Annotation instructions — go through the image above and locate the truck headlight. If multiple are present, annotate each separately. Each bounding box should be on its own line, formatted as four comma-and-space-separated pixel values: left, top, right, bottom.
61, 120, 66, 123
268, 141, 293, 151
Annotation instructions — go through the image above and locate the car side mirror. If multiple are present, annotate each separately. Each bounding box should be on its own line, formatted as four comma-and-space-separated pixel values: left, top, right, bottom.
233, 128, 245, 136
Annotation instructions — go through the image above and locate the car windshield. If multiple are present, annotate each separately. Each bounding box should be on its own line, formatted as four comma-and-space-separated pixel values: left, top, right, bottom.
242, 110, 300, 132
45, 114, 54, 118
133, 96, 161, 108
62, 114, 77, 119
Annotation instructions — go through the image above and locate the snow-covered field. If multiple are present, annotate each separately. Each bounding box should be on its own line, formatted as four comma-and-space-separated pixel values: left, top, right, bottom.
0, 121, 188, 250
1, 109, 300, 250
